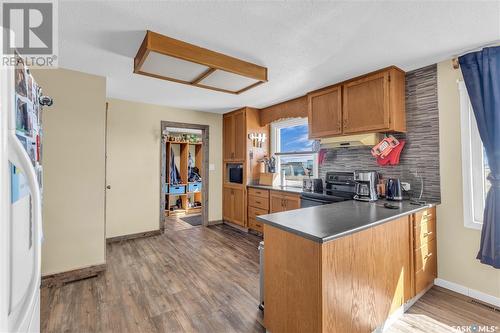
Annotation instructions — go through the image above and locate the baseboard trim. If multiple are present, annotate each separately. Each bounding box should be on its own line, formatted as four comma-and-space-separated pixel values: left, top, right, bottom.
42, 263, 106, 288
208, 219, 223, 226
434, 278, 500, 308
374, 284, 433, 332
106, 229, 162, 243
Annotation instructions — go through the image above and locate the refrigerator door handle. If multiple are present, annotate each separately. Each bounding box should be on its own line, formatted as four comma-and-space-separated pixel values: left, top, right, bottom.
7, 132, 42, 332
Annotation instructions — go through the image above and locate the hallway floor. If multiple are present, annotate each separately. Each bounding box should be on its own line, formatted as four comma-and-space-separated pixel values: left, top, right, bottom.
41, 224, 500, 333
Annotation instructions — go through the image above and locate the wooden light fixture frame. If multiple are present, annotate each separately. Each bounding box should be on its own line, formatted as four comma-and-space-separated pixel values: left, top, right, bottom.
134, 30, 268, 94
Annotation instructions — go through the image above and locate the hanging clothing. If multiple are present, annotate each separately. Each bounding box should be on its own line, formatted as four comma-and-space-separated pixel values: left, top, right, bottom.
187, 152, 201, 182
170, 148, 181, 185
459, 46, 500, 268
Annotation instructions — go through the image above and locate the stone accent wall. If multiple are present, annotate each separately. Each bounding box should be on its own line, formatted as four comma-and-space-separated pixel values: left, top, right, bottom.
319, 64, 440, 202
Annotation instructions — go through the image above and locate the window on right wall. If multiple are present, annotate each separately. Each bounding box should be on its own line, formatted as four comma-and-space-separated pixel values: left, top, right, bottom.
459, 80, 490, 230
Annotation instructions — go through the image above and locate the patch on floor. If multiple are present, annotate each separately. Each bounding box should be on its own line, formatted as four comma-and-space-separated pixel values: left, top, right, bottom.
180, 214, 202, 226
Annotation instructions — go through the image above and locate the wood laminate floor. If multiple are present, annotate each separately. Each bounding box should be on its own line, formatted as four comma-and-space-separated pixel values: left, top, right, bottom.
41, 223, 500, 333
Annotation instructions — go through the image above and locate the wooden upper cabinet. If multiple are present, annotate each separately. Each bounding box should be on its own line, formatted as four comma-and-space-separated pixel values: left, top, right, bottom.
306, 66, 406, 138
223, 108, 246, 161
223, 115, 234, 160
343, 67, 406, 134
308, 85, 342, 139
343, 71, 390, 134
233, 110, 246, 161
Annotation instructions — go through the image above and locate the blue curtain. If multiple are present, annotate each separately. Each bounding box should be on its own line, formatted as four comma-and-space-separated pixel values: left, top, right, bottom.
459, 46, 500, 268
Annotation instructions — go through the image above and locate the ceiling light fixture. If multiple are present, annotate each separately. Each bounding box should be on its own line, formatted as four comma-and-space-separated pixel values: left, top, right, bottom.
134, 30, 268, 94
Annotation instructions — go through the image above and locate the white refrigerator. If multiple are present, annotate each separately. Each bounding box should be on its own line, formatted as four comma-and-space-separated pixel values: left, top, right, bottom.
1, 54, 46, 332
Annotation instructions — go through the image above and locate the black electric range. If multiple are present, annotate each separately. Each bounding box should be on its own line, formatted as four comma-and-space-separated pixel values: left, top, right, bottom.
300, 171, 355, 208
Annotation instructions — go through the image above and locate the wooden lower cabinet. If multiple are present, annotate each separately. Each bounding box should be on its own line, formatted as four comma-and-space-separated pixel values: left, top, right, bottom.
223, 186, 245, 227
264, 216, 411, 333
247, 188, 270, 233
247, 188, 300, 233
264, 207, 438, 333
412, 207, 437, 296
269, 191, 301, 213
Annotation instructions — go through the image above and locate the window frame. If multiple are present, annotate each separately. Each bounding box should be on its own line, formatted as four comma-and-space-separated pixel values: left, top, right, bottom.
459, 80, 486, 230
270, 118, 318, 187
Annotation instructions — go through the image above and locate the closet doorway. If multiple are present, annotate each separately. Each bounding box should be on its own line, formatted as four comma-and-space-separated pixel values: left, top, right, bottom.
160, 121, 209, 231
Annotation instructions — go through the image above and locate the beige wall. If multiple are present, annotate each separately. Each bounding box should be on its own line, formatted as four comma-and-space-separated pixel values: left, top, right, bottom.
437, 60, 500, 298
105, 98, 222, 238
33, 68, 106, 275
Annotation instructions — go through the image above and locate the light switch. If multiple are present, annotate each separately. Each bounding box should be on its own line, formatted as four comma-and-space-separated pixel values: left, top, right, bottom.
209, 164, 215, 171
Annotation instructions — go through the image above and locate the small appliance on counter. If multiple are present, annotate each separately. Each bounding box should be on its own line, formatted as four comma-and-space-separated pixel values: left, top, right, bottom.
303, 178, 323, 193
354, 170, 379, 202
386, 178, 403, 201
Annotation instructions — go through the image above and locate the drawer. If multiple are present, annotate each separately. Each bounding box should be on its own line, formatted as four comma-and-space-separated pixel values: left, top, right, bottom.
414, 218, 436, 249
415, 245, 437, 294
188, 182, 202, 192
167, 184, 186, 194
248, 206, 269, 220
414, 207, 436, 228
248, 187, 269, 199
248, 195, 269, 210
415, 239, 437, 273
248, 218, 263, 233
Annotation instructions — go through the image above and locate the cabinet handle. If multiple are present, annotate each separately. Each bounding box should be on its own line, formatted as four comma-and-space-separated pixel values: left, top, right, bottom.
337, 120, 342, 131
424, 253, 433, 260
423, 231, 433, 238
343, 118, 348, 129
255, 200, 261, 204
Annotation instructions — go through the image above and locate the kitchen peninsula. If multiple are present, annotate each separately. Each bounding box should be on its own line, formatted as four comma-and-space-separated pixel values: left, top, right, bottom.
258, 200, 438, 333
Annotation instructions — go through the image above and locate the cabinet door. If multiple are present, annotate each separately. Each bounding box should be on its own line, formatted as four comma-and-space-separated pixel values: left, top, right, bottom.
308, 86, 342, 138
223, 186, 233, 221
232, 187, 246, 226
343, 71, 390, 134
270, 192, 285, 213
233, 110, 246, 161
223, 115, 234, 161
283, 194, 301, 211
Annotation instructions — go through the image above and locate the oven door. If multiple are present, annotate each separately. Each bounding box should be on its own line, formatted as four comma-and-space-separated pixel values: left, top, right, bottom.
300, 195, 333, 208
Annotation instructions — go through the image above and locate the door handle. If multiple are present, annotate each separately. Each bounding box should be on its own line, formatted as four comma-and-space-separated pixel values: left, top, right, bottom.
106, 185, 111, 189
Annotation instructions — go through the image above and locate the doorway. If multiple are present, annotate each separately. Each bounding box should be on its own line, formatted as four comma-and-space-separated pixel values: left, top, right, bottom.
160, 121, 209, 231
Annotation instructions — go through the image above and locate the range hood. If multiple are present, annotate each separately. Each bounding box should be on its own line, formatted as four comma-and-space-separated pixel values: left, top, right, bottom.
320, 133, 382, 149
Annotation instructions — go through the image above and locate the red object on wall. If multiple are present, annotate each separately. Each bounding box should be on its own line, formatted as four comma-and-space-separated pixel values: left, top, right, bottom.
377, 140, 406, 166
318, 149, 327, 165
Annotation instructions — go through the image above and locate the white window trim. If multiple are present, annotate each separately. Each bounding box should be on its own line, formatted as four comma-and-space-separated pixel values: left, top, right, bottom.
459, 80, 485, 230
270, 118, 318, 187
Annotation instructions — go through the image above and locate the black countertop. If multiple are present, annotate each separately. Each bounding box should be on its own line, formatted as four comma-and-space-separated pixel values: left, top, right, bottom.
257, 199, 438, 243
247, 184, 303, 195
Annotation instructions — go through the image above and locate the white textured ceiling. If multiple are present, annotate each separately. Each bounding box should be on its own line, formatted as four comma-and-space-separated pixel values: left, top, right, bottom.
59, 1, 500, 113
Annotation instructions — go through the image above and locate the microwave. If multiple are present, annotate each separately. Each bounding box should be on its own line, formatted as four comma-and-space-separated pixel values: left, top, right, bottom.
228, 164, 243, 184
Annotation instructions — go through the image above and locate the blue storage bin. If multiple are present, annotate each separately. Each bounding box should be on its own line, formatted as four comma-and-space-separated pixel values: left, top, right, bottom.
168, 185, 186, 194
188, 182, 202, 192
